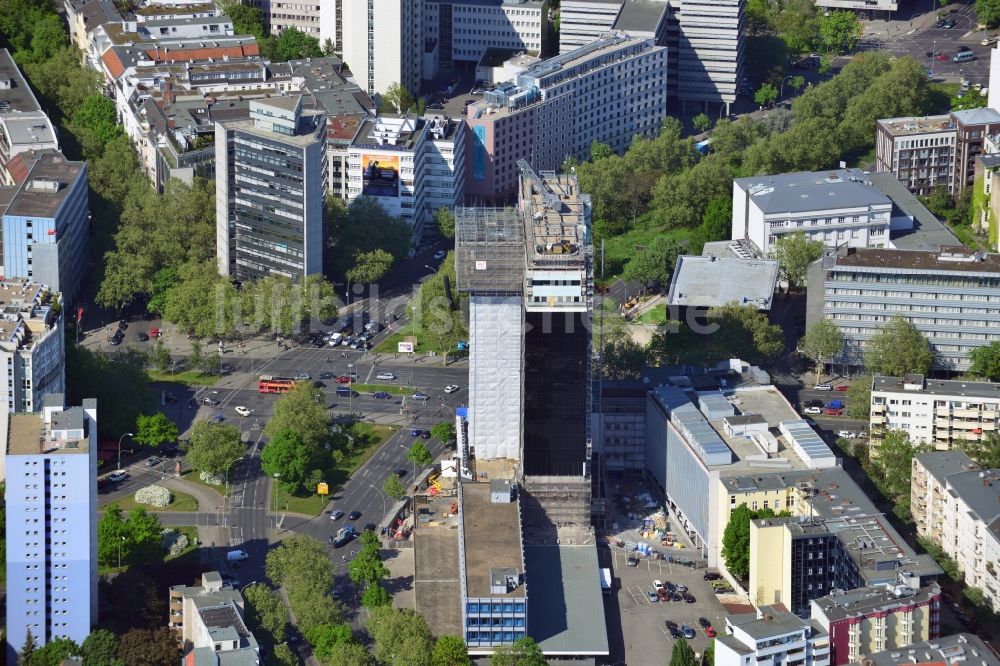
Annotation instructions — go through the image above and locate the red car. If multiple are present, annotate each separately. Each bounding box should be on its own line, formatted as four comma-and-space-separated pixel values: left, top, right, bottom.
705, 627, 717, 638
335, 376, 353, 384
935, 53, 950, 61
657, 588, 669, 602
824, 408, 843, 416
835, 385, 849, 391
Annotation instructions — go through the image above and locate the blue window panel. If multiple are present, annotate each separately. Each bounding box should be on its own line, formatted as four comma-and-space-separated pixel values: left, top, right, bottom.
466, 631, 478, 642
502, 617, 514, 627
467, 617, 479, 626
492, 603, 503, 614
514, 603, 526, 613
514, 631, 526, 640
514, 617, 525, 627
467, 603, 479, 614
502, 602, 514, 613
502, 631, 515, 642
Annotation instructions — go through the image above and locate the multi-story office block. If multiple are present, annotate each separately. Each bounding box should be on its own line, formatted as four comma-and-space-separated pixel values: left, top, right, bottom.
216, 95, 326, 280
870, 375, 1000, 449
732, 169, 894, 257
855, 633, 1000, 666
465, 34, 667, 202
169, 571, 260, 659
0, 281, 65, 480
346, 114, 465, 243
715, 605, 831, 666
254, 0, 322, 38
425, 0, 546, 66
340, 0, 424, 96
911, 451, 1000, 612
559, 0, 629, 53
326, 114, 363, 199
805, 246, 1000, 371
1, 151, 89, 304
5, 396, 98, 661
876, 108, 1000, 196
666, 0, 743, 114
814, 0, 896, 13
810, 585, 941, 665
593, 379, 647, 472
0, 50, 59, 185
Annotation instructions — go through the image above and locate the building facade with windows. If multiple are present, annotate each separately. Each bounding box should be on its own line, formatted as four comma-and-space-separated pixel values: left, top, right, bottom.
4, 396, 98, 661
870, 375, 1000, 449
215, 95, 326, 280
340, 0, 424, 96
169, 571, 260, 660
910, 451, 1000, 612
425, 0, 546, 67
715, 605, 831, 666
805, 246, 1000, 371
0, 50, 59, 185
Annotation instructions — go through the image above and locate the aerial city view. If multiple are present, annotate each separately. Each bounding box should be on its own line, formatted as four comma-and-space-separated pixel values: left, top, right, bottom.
4, 0, 1000, 663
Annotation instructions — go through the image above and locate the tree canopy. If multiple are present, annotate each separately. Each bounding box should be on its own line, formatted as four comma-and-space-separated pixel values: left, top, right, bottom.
800, 320, 844, 383
261, 428, 319, 494
864, 317, 935, 376
183, 422, 245, 475
969, 341, 1000, 381
264, 381, 331, 449
490, 637, 547, 666
134, 412, 179, 448
366, 607, 434, 666
772, 232, 824, 290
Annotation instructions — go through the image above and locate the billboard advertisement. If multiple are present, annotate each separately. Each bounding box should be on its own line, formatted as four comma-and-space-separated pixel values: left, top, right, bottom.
362, 154, 400, 197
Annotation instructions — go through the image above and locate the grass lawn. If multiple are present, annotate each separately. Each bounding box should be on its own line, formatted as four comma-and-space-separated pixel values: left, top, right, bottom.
598, 217, 695, 283
147, 369, 218, 386
272, 424, 399, 516
180, 469, 225, 501
114, 488, 199, 513
637, 303, 667, 325
165, 525, 198, 561
947, 221, 991, 251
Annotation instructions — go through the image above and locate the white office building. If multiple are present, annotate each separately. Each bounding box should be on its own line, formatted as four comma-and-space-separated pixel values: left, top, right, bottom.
870, 375, 1000, 450
5, 396, 98, 662
425, 0, 546, 66
340, 0, 425, 96
715, 605, 831, 666
558, 0, 624, 53
732, 169, 894, 257
911, 451, 1000, 613
346, 114, 465, 244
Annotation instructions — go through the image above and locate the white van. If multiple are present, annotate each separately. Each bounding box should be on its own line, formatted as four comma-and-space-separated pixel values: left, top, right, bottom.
328, 333, 343, 346
954, 51, 976, 62
226, 549, 249, 562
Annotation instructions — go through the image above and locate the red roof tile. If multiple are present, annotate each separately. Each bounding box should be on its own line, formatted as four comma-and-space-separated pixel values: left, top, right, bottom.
101, 48, 126, 79
142, 43, 259, 63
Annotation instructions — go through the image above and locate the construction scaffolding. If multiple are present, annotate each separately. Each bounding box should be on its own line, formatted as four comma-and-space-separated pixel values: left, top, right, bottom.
454, 206, 525, 294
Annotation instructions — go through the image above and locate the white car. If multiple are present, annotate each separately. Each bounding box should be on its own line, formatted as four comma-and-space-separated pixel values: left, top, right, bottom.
376, 372, 396, 381
444, 384, 460, 393
804, 406, 823, 414
814, 384, 832, 391
235, 406, 251, 417
295, 373, 311, 380
838, 430, 858, 439
653, 579, 664, 590
107, 470, 128, 483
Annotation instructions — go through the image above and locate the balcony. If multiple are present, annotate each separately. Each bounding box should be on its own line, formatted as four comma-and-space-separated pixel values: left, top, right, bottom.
872, 414, 886, 424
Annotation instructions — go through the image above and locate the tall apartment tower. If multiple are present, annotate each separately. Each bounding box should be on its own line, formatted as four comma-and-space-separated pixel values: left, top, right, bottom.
5, 396, 98, 661
667, 0, 744, 114
456, 161, 594, 531
215, 96, 326, 280
340, 0, 424, 96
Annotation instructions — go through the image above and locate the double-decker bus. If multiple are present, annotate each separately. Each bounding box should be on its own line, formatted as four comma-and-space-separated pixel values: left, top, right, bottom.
258, 375, 296, 394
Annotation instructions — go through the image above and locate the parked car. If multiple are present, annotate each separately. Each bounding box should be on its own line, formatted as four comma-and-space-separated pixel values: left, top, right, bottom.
703, 572, 721, 581
698, 618, 712, 628
373, 391, 392, 399
319, 371, 335, 380
705, 627, 717, 638
110, 335, 123, 346
421, 430, 432, 439
935, 52, 950, 61
683, 592, 696, 603
647, 590, 659, 603
395, 468, 407, 477
336, 375, 353, 384
805, 399, 825, 408
376, 372, 396, 381
838, 430, 858, 439
295, 373, 311, 380
834, 385, 850, 391
804, 407, 822, 414
626, 556, 639, 567
108, 470, 128, 483
657, 588, 669, 601
958, 45, 972, 52
137, 333, 150, 341
814, 383, 832, 391
667, 624, 682, 639
682, 625, 696, 639
653, 580, 664, 590
823, 408, 843, 416
412, 392, 430, 401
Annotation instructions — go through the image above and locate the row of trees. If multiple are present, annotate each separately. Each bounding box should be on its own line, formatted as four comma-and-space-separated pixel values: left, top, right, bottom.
18, 627, 181, 666
265, 536, 345, 644
97, 505, 163, 567
745, 0, 863, 55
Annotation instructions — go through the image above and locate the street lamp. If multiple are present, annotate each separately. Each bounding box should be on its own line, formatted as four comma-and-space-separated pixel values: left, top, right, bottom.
399, 442, 415, 478
272, 473, 280, 532
118, 535, 126, 569
369, 483, 387, 520
779, 75, 796, 100
117, 432, 134, 471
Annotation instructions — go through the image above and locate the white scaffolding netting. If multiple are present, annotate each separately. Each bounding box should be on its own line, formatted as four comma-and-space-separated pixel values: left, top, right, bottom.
469, 295, 523, 461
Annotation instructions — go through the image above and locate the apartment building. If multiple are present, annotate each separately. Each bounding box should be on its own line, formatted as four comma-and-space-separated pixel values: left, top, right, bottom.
215, 96, 327, 280
731, 169, 894, 257
254, 0, 322, 38
346, 114, 465, 243
1, 151, 89, 304
875, 108, 1000, 196
63, 0, 122, 56
870, 375, 1000, 449
715, 605, 831, 666
0, 50, 59, 186
805, 246, 1000, 371
666, 0, 744, 114
169, 571, 260, 660
4, 396, 98, 661
425, 0, 546, 67
465, 34, 667, 202
340, 0, 424, 96
810, 585, 941, 665
911, 451, 1000, 612
853, 633, 1000, 666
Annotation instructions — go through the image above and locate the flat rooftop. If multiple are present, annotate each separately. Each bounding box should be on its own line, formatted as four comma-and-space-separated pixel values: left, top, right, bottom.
455, 206, 525, 293
222, 111, 324, 147
867, 172, 962, 252
135, 2, 218, 15
520, 163, 588, 267
0, 49, 44, 114
873, 375, 1000, 400
858, 633, 1000, 666
8, 410, 90, 456
460, 482, 525, 598
735, 169, 891, 216
612, 0, 666, 32
914, 450, 980, 485
877, 114, 954, 137
667, 255, 779, 310
832, 246, 1000, 274
6, 152, 85, 218
728, 605, 812, 639
414, 495, 463, 638
523, 545, 609, 656
812, 584, 941, 622
521, 33, 650, 83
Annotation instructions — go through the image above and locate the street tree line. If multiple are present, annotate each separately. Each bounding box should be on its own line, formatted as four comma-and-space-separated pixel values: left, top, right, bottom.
17, 626, 180, 666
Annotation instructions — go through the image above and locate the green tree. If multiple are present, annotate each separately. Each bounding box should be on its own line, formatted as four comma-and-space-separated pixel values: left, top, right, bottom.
67, 345, 153, 440
327, 196, 413, 277
847, 378, 872, 421
324, 642, 376, 666
260, 428, 318, 494
693, 113, 712, 133
271, 27, 323, 60
81, 629, 123, 666
754, 82, 779, 107
976, 0, 1000, 27
349, 547, 390, 587
380, 82, 420, 114
721, 504, 754, 580
115, 628, 179, 666
19, 627, 38, 665
800, 320, 844, 384
183, 421, 245, 475
272, 642, 298, 666
162, 261, 237, 338
126, 506, 164, 563
24, 13, 66, 64
366, 607, 434, 666
432, 636, 472, 666
147, 267, 177, 315
98, 504, 130, 567
288, 585, 342, 633
384, 473, 407, 499
958, 431, 1000, 469
670, 638, 698, 666
970, 341, 1000, 381
430, 421, 457, 443
306, 623, 354, 661
708, 304, 785, 362
347, 248, 395, 285
600, 324, 648, 380
702, 639, 715, 666
243, 583, 289, 643
864, 316, 935, 376
623, 236, 686, 293
436, 207, 456, 239
490, 637, 547, 666
362, 582, 393, 608
29, 637, 81, 666
407, 440, 433, 468
70, 95, 123, 158
264, 381, 331, 449
788, 75, 806, 95
219, 0, 265, 39
134, 412, 179, 448
964, 586, 989, 608
819, 10, 863, 52
870, 430, 925, 500
149, 339, 171, 372
772, 232, 824, 290
700, 195, 732, 243
266, 535, 334, 591
240, 273, 337, 336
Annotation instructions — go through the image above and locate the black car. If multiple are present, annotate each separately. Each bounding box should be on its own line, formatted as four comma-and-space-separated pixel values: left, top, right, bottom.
958, 45, 972, 52
703, 571, 722, 581
665, 620, 678, 630
373, 391, 392, 399
110, 335, 123, 346
320, 371, 335, 379
395, 468, 407, 477
683, 592, 695, 603
137, 333, 150, 341
312, 338, 325, 348
667, 624, 682, 639
348, 510, 362, 520
670, 592, 683, 602
698, 617, 711, 628
420, 430, 431, 439
364, 522, 377, 532
313, 380, 325, 388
